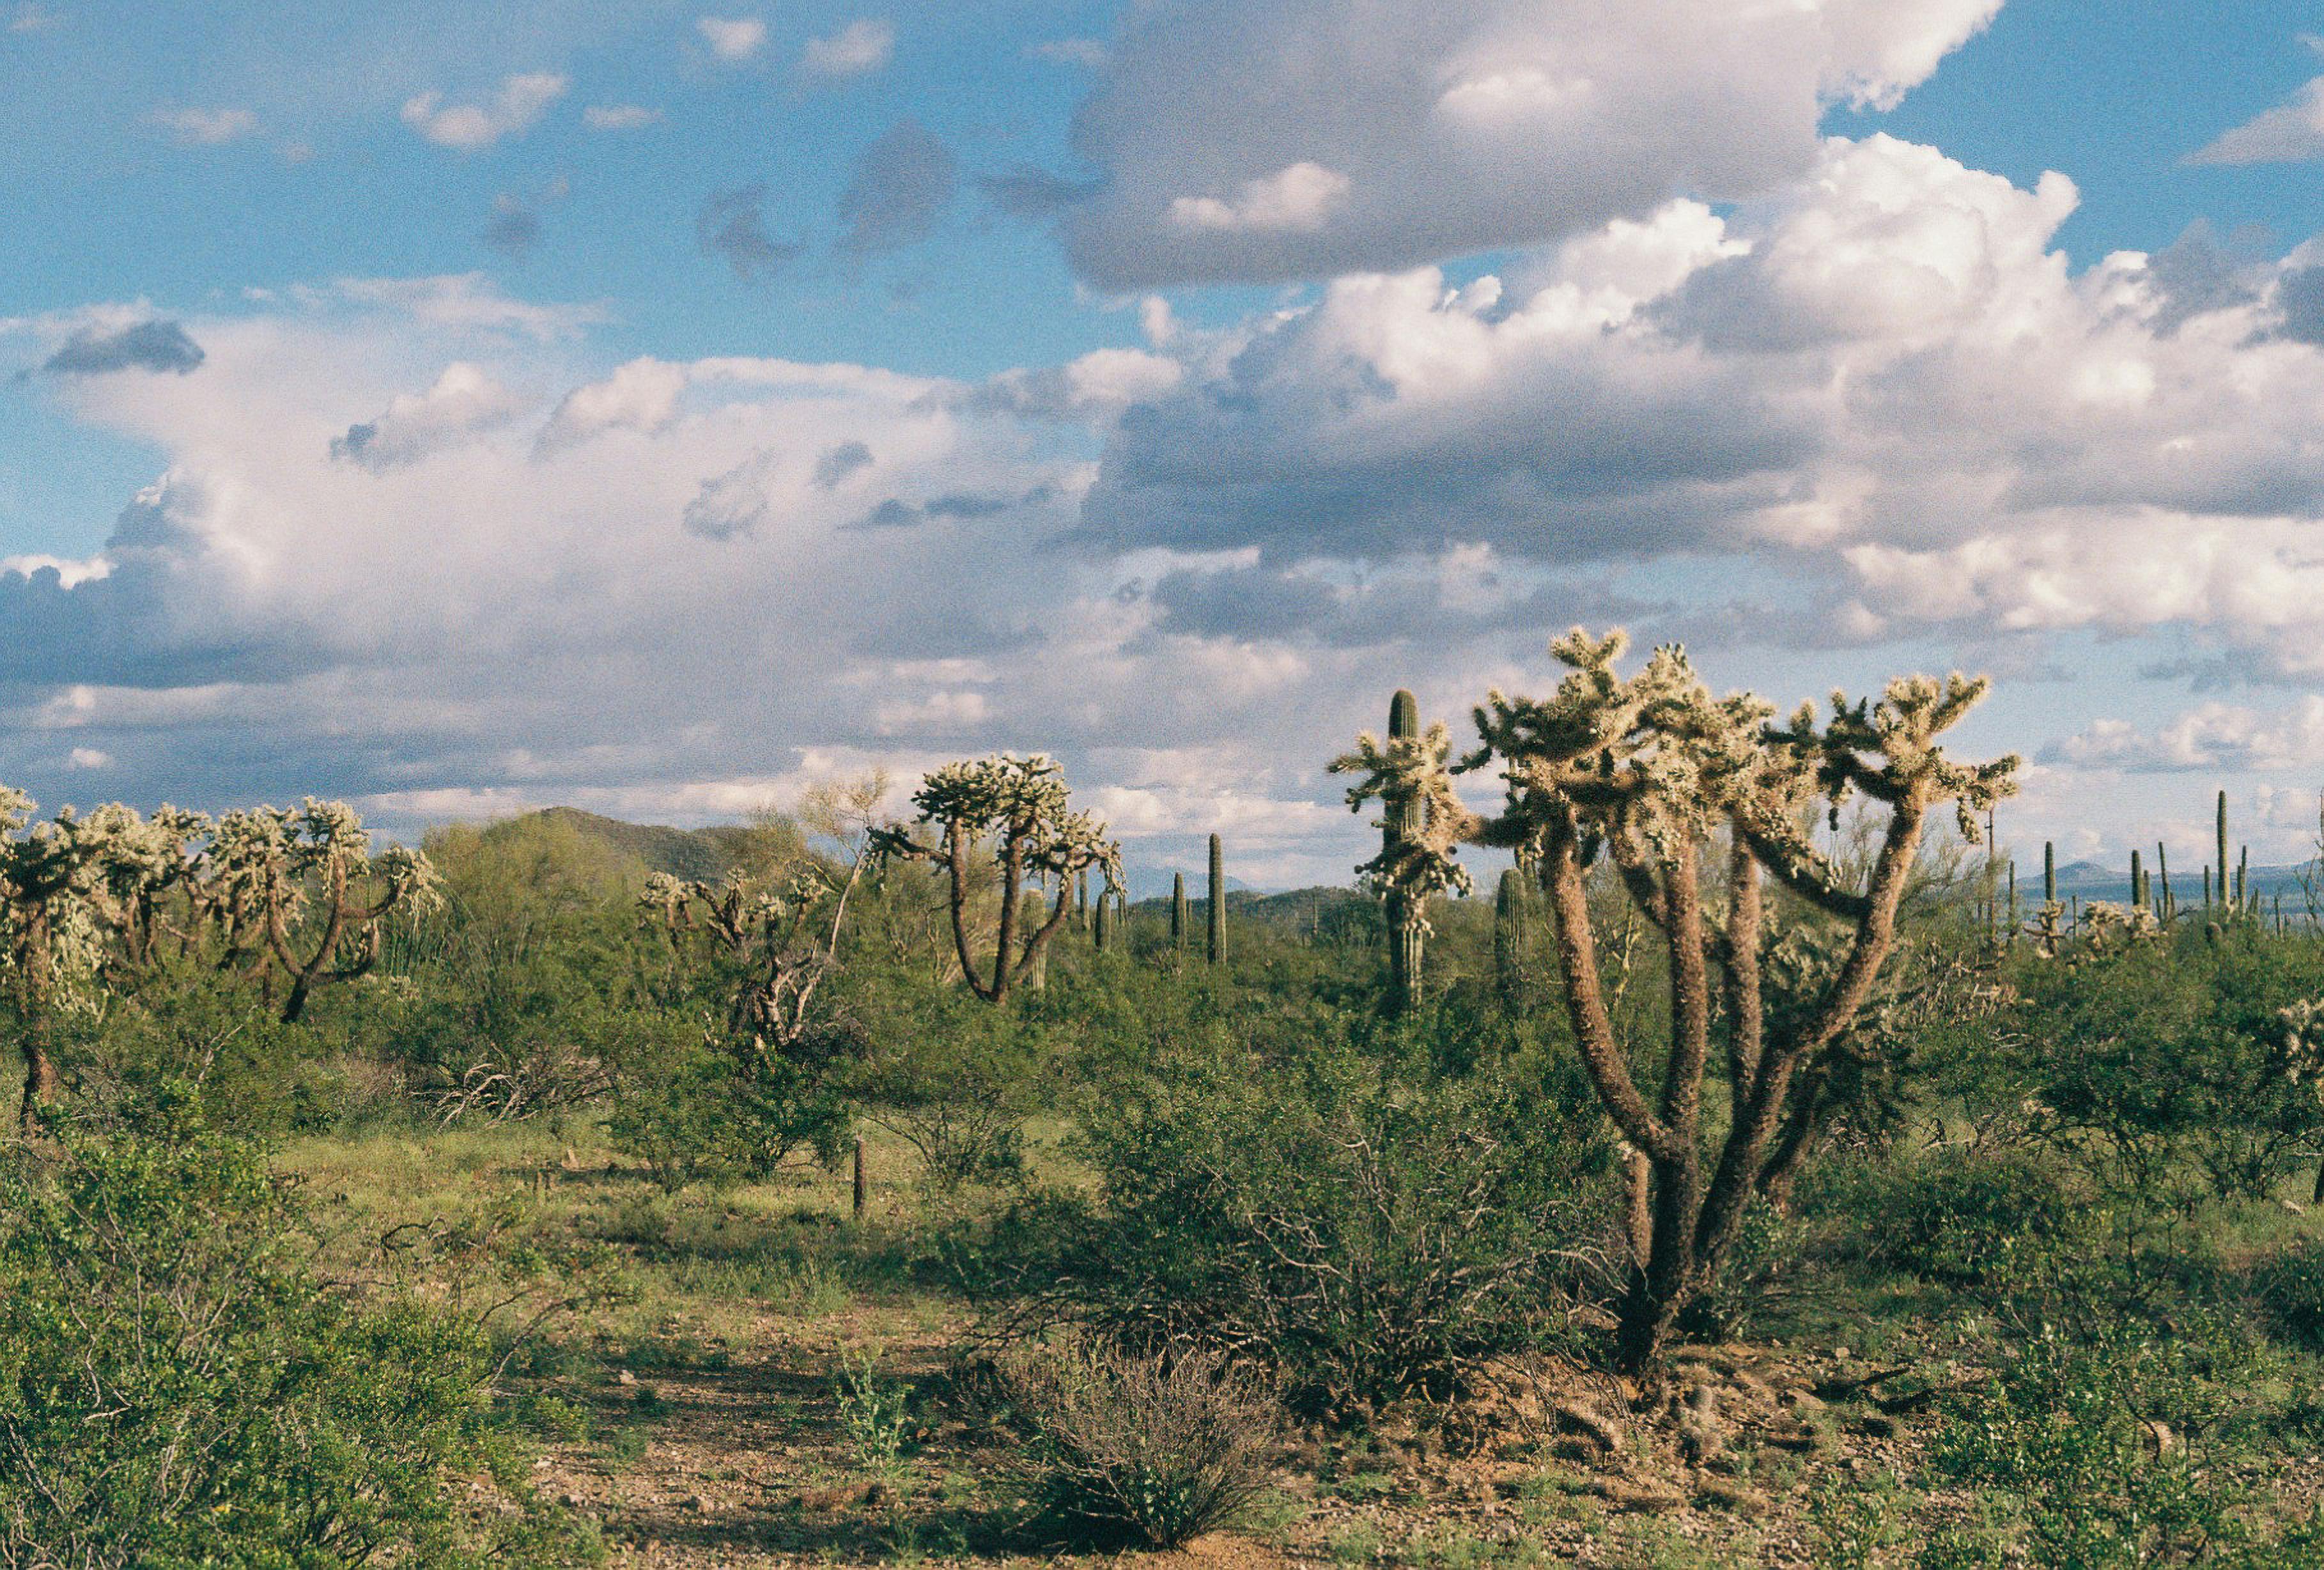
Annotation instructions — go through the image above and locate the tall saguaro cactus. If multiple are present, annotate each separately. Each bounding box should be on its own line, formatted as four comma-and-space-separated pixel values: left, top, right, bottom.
1384, 689, 1427, 1009
2219, 790, 2231, 915
1170, 872, 1188, 954
1494, 866, 1528, 999
1207, 834, 1226, 965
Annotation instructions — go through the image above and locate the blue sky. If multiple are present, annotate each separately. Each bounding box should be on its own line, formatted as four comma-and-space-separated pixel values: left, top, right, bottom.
10, 0, 2324, 885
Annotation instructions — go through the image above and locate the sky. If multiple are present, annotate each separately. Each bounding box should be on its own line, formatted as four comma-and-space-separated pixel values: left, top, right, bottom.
11, 0, 2324, 889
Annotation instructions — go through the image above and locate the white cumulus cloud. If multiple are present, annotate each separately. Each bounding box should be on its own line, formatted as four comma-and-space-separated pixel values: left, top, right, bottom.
399, 72, 567, 150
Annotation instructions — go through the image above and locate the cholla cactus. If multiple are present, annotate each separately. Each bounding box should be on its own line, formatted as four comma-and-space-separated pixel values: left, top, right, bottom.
642, 862, 840, 1053
869, 754, 1120, 1004
1330, 628, 2019, 1369
2075, 899, 2161, 954
0, 791, 105, 1126
202, 798, 441, 1023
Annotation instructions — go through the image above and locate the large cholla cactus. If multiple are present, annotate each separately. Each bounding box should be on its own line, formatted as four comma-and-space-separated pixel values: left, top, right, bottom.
869, 754, 1120, 1004
203, 799, 441, 1023
642, 862, 842, 1053
1333, 629, 2018, 1368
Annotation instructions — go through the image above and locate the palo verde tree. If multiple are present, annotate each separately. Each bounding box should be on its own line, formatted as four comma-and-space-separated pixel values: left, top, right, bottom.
1334, 630, 2017, 1368
870, 754, 1120, 1005
203, 800, 441, 1023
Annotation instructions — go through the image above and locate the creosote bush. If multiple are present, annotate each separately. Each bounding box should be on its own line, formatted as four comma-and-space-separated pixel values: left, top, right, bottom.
0, 1102, 587, 1567
1007, 1341, 1281, 1549
987, 1030, 1613, 1416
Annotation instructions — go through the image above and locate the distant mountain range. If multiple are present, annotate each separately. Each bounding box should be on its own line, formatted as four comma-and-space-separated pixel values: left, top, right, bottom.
2027, 857, 2320, 912
485, 808, 2324, 924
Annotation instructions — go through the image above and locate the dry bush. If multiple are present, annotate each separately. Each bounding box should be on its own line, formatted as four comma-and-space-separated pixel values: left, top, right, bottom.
1006, 1341, 1280, 1548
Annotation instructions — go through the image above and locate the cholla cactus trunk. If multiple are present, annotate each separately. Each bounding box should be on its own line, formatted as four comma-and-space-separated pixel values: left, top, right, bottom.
1207, 834, 1225, 965
1170, 872, 1188, 954
1385, 689, 1425, 1010
1494, 866, 1528, 998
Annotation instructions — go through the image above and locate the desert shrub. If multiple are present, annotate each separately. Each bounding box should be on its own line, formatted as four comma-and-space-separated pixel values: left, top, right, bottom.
53, 969, 359, 1139
2252, 1237, 2324, 1351
1007, 1341, 1280, 1548
0, 1114, 587, 1567
1818, 1144, 2080, 1287
1994, 937, 2324, 1202
848, 974, 1058, 1187
604, 1017, 853, 1192
988, 1035, 1611, 1415
1928, 1312, 2277, 1567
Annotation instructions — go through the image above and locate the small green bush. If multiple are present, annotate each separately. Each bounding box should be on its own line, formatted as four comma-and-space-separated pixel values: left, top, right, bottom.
989, 1034, 1611, 1415
1008, 1342, 1280, 1548
0, 1114, 589, 1566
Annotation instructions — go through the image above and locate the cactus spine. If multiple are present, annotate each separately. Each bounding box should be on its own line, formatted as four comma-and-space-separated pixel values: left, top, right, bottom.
1170, 872, 1188, 953
1494, 866, 1527, 997
1207, 834, 1225, 965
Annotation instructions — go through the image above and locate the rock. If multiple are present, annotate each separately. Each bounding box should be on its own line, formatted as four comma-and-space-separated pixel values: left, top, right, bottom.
1678, 1422, 1723, 1466
1685, 1385, 1720, 1423
615, 1369, 637, 1387
683, 1493, 710, 1513
1786, 1390, 1826, 1417
559, 1491, 585, 1509
2144, 1420, 2178, 1456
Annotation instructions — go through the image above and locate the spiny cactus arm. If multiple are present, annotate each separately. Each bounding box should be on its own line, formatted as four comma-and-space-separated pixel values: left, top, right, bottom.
1541, 818, 1684, 1165
1333, 722, 1483, 906
1732, 809, 1871, 922
360, 845, 442, 924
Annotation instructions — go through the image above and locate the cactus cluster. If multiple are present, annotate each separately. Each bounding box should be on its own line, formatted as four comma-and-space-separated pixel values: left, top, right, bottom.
0, 791, 440, 1126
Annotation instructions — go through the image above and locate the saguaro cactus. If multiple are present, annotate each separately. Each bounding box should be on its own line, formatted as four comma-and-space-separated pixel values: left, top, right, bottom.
1207, 834, 1226, 964
2219, 791, 2231, 913
1494, 866, 1528, 998
2131, 849, 2144, 912
1094, 886, 1115, 952
1170, 871, 1188, 954
1385, 689, 1427, 1009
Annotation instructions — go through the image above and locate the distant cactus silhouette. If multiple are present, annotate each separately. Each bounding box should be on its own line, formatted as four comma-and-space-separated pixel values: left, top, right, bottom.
1170, 872, 1188, 955
1207, 834, 1225, 965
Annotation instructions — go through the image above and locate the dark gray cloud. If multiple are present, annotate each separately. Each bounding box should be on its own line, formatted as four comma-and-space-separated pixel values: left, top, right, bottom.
813, 440, 873, 488
40, 320, 205, 377
847, 487, 1046, 531
482, 193, 542, 259
697, 185, 804, 282
976, 165, 1105, 219
837, 119, 957, 259
2145, 221, 2268, 336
